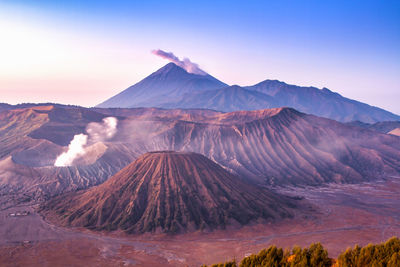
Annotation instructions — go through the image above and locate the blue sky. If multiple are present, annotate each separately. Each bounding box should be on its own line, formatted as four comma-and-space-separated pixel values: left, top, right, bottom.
0, 0, 399, 113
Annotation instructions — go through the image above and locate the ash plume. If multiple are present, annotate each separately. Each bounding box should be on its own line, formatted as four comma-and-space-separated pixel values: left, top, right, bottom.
54, 117, 118, 167
151, 49, 207, 75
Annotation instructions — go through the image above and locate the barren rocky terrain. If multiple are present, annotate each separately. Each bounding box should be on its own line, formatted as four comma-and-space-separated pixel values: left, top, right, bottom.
1, 105, 399, 201
41, 151, 299, 233
1, 176, 399, 266
0, 104, 399, 266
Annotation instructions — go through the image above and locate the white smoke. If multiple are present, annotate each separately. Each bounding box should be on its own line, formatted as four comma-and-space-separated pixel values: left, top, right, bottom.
151, 49, 207, 75
54, 134, 88, 167
86, 117, 118, 143
54, 117, 118, 167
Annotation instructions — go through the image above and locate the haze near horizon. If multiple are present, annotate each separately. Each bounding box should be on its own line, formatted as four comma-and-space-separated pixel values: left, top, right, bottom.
0, 0, 399, 114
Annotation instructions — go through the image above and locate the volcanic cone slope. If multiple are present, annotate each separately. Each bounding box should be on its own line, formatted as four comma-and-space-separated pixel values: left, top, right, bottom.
42, 151, 296, 233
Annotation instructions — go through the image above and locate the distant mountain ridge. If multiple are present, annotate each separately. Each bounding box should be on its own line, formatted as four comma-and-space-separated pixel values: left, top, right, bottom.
245, 80, 399, 123
97, 63, 399, 123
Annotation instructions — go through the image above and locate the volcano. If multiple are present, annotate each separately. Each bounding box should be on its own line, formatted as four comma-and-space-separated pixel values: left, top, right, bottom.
41, 151, 297, 234
96, 63, 399, 123
96, 63, 227, 108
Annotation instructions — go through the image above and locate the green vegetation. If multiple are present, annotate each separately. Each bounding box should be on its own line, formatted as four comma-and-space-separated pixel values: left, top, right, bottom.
338, 237, 400, 267
203, 237, 400, 267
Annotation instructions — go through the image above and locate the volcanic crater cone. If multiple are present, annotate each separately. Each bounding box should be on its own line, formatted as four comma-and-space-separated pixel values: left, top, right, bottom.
41, 151, 297, 233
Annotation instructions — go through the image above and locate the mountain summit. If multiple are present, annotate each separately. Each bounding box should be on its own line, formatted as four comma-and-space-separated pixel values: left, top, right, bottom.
97, 63, 227, 108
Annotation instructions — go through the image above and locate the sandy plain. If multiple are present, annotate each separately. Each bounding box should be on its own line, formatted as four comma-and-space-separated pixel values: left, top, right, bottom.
0, 176, 399, 266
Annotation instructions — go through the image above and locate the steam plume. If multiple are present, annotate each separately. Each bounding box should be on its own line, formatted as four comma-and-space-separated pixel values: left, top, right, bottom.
54, 117, 118, 167
54, 134, 88, 167
86, 117, 118, 143
151, 49, 207, 75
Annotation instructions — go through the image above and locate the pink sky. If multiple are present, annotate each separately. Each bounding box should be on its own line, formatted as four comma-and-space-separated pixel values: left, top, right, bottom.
1, 2, 399, 114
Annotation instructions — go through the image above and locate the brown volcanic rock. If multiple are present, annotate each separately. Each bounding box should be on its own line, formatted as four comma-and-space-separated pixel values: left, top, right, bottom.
1, 104, 400, 200
42, 151, 296, 233
0, 106, 50, 160
0, 106, 137, 199
28, 106, 107, 146
104, 107, 399, 186
148, 108, 400, 185
0, 143, 136, 200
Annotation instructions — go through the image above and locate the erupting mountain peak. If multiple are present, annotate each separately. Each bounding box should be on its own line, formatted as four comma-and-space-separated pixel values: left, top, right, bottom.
152, 62, 187, 75
96, 63, 227, 108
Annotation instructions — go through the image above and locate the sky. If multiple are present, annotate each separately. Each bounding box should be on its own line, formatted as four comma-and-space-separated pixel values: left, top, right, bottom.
0, 0, 399, 114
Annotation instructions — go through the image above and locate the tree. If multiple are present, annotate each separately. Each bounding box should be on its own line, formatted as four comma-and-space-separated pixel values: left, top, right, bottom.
388, 252, 400, 267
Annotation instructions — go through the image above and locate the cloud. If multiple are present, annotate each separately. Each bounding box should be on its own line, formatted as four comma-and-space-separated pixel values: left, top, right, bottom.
152, 49, 207, 75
